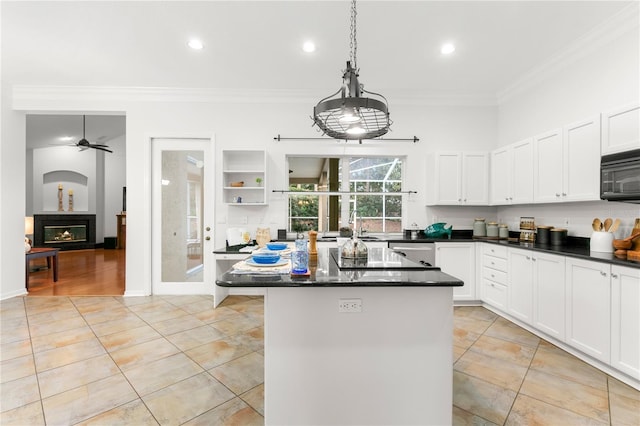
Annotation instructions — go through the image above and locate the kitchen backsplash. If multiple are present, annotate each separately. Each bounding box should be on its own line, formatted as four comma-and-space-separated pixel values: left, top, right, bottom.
427, 201, 640, 239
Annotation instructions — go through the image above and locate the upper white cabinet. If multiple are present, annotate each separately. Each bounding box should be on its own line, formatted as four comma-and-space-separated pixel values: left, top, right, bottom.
533, 116, 600, 203
436, 242, 476, 301
426, 152, 489, 206
563, 116, 601, 202
602, 102, 640, 155
490, 138, 533, 205
222, 150, 267, 205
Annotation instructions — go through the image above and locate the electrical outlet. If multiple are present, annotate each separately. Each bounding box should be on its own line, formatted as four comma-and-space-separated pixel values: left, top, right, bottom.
338, 298, 362, 313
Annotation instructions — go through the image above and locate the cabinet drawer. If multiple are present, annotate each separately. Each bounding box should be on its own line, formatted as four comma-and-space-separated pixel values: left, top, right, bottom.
483, 266, 507, 285
484, 244, 507, 259
482, 279, 507, 310
483, 254, 507, 272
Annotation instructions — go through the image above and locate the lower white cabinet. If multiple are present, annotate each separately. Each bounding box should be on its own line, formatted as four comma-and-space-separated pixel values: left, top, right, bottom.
532, 252, 566, 341
565, 258, 611, 364
436, 242, 476, 301
481, 244, 508, 310
611, 265, 640, 379
507, 248, 534, 325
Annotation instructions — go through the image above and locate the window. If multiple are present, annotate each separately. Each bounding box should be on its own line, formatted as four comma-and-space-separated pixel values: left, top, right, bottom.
287, 156, 403, 234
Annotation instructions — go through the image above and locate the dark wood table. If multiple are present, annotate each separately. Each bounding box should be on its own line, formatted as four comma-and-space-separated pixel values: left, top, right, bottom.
26, 248, 59, 289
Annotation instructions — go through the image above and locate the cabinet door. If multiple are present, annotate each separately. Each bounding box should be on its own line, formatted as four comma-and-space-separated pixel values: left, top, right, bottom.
490, 147, 510, 205
533, 252, 565, 340
436, 243, 475, 301
563, 116, 601, 202
508, 248, 533, 325
461, 152, 489, 205
602, 102, 640, 155
435, 152, 461, 204
611, 265, 640, 379
565, 258, 610, 363
511, 138, 534, 204
533, 129, 563, 203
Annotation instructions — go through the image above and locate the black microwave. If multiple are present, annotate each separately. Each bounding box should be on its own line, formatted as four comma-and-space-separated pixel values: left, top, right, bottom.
601, 148, 640, 203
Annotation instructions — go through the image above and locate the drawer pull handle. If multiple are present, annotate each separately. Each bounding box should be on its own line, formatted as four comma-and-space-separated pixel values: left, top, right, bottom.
611, 273, 618, 279
600, 271, 607, 277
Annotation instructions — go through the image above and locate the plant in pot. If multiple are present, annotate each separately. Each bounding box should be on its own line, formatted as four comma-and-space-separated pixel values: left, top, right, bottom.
255, 177, 263, 187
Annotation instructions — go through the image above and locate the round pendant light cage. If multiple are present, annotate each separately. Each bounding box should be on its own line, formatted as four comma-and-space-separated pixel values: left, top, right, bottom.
312, 0, 391, 140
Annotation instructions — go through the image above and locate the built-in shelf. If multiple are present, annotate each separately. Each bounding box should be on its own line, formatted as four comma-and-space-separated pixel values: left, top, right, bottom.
222, 150, 267, 205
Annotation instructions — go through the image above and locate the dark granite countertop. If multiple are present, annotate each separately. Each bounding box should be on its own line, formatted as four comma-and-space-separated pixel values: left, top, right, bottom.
216, 247, 464, 288
215, 230, 640, 269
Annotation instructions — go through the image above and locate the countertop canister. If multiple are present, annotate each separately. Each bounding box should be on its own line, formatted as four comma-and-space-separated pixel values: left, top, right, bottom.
499, 224, 509, 239
473, 218, 486, 237
550, 228, 567, 246
486, 222, 499, 238
537, 226, 553, 245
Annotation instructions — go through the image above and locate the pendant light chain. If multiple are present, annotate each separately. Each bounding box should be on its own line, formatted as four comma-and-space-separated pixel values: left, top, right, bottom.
349, 0, 357, 69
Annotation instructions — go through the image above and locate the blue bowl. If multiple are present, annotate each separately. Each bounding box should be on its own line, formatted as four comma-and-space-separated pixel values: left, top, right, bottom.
266, 242, 288, 251
251, 252, 281, 264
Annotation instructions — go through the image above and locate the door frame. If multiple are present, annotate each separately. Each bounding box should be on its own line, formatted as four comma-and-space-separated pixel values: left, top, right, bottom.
148, 134, 216, 295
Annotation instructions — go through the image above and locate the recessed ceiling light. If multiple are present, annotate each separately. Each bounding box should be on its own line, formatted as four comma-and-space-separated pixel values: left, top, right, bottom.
441, 43, 456, 55
188, 39, 204, 50
302, 41, 316, 53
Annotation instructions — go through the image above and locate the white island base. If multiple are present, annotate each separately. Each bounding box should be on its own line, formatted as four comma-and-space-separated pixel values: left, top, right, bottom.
264, 286, 454, 426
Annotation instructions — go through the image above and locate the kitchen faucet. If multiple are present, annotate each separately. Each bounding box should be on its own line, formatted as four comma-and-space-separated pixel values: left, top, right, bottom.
349, 209, 365, 237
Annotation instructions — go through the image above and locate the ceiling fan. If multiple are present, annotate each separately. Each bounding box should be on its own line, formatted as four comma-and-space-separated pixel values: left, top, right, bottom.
76, 115, 113, 153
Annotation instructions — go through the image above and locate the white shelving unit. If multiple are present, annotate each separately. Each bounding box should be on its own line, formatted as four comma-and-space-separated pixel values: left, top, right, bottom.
222, 150, 267, 205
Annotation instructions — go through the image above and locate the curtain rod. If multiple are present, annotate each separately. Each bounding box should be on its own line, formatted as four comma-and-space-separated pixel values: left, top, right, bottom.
274, 134, 419, 143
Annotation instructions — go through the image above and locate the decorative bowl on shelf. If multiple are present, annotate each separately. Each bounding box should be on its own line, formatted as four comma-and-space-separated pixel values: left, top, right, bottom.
266, 242, 288, 251
251, 252, 281, 264
230, 181, 244, 187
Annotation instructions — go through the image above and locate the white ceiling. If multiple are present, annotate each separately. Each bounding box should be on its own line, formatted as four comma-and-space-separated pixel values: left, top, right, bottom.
4, 1, 635, 148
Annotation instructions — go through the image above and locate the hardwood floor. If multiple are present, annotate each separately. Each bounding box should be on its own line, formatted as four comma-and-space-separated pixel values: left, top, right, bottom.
26, 248, 125, 296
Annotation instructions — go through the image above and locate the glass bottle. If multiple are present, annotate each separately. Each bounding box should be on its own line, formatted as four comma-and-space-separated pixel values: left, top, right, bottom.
292, 238, 308, 274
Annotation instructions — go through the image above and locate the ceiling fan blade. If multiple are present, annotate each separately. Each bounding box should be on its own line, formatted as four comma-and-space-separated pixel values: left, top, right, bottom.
91, 145, 113, 153
91, 144, 110, 148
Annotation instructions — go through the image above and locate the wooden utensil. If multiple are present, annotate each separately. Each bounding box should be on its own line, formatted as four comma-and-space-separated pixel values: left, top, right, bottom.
609, 218, 621, 233
603, 218, 612, 232
592, 218, 602, 232
623, 231, 640, 242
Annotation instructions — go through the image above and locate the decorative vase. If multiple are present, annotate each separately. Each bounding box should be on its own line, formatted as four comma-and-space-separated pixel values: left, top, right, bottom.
256, 227, 271, 248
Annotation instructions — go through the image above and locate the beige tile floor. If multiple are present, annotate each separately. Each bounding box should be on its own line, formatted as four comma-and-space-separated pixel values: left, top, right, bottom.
1, 295, 638, 425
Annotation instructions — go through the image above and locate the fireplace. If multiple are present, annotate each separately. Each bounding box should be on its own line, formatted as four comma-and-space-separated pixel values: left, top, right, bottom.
34, 214, 97, 251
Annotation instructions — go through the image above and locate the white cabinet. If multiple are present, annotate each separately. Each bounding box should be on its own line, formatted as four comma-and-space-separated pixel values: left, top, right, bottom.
533, 117, 601, 203
481, 244, 508, 310
562, 116, 601, 202
533, 128, 564, 203
602, 102, 640, 155
436, 242, 476, 301
426, 152, 488, 206
222, 150, 267, 205
507, 248, 534, 325
611, 265, 640, 380
532, 252, 565, 341
490, 138, 533, 205
565, 258, 610, 364
508, 248, 566, 334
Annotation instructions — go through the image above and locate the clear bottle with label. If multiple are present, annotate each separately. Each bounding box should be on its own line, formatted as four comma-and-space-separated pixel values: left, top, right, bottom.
292, 238, 309, 274
473, 218, 486, 237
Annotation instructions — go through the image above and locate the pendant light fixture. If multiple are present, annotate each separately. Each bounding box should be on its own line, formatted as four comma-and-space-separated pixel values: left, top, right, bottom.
312, 0, 391, 140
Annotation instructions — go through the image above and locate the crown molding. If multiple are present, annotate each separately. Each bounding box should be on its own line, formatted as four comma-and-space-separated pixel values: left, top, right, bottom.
12, 84, 498, 111
497, 2, 639, 105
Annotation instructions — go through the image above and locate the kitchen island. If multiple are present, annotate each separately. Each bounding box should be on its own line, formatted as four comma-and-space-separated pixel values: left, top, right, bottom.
217, 247, 463, 425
